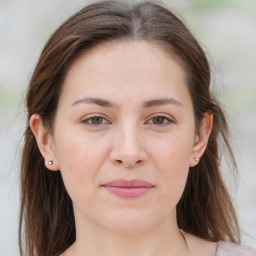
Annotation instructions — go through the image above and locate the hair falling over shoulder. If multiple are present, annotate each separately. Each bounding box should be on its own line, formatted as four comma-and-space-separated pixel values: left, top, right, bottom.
19, 1, 240, 255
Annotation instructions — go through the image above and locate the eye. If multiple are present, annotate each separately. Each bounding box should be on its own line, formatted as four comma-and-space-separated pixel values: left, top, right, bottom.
146, 115, 174, 126
82, 115, 110, 126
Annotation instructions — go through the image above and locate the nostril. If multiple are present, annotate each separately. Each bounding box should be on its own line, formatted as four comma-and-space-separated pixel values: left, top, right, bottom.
114, 159, 144, 167
135, 160, 143, 166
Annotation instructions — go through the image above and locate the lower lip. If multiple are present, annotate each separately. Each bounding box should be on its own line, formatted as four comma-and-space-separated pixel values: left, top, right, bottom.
104, 186, 152, 198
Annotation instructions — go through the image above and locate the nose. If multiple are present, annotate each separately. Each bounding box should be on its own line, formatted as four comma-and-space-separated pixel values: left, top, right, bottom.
109, 124, 148, 168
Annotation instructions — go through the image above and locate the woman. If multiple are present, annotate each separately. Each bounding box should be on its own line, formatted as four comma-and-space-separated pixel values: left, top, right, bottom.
19, 1, 256, 255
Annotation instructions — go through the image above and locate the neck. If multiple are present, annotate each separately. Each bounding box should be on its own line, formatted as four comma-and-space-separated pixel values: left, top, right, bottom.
67, 214, 189, 256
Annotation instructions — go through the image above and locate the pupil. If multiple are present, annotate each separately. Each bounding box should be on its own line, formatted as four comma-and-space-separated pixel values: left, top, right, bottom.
92, 117, 102, 124
154, 117, 164, 124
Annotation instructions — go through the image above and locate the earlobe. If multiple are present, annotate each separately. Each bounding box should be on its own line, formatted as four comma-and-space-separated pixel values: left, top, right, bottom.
189, 113, 213, 167
30, 114, 59, 171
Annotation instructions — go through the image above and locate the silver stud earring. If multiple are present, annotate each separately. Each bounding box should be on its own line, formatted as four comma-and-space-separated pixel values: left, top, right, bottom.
194, 157, 200, 162
48, 160, 53, 165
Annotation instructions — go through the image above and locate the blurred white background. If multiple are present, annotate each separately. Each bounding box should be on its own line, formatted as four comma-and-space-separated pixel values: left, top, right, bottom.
0, 0, 255, 255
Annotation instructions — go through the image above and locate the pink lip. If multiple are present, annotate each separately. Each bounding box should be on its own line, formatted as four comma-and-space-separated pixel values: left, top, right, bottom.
102, 179, 154, 199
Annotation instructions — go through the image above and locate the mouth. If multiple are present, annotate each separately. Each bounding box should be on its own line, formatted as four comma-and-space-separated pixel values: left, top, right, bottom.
102, 179, 154, 199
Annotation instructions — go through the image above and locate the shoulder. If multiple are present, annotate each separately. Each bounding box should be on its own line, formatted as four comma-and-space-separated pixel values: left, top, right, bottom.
216, 241, 256, 256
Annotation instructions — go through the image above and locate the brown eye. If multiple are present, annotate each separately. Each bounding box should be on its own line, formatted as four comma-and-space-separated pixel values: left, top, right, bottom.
91, 116, 103, 124
82, 115, 109, 126
146, 115, 174, 127
152, 116, 165, 124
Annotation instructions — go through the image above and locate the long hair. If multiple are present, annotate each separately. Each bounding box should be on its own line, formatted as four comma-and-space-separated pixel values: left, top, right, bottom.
19, 1, 240, 255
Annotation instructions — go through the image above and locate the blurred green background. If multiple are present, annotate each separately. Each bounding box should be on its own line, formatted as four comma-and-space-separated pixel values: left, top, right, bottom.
0, 0, 255, 254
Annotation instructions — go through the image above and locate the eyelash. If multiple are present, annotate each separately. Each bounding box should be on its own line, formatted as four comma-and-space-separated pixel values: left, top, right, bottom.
81, 114, 174, 127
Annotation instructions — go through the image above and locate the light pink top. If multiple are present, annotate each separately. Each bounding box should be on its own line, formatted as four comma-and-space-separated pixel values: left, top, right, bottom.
216, 241, 256, 256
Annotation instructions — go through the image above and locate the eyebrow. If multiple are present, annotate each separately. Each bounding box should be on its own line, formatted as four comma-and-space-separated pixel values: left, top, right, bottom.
72, 97, 183, 108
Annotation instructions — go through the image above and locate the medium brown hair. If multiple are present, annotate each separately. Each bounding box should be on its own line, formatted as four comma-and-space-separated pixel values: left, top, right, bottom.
19, 1, 240, 255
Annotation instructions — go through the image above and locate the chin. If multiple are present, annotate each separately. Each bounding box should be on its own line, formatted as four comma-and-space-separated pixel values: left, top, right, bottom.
100, 208, 161, 236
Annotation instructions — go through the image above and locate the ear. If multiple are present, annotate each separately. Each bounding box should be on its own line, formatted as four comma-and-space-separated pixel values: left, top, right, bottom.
189, 113, 213, 167
30, 114, 60, 171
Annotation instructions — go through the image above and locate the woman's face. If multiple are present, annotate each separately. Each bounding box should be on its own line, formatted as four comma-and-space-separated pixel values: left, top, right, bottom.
40, 41, 208, 235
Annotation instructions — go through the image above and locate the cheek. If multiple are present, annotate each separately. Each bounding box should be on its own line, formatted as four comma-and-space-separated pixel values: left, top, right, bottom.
55, 125, 108, 173
54, 130, 109, 204
149, 133, 193, 201
151, 133, 193, 172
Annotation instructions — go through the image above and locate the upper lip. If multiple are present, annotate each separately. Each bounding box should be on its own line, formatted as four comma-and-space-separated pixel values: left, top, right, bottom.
102, 179, 154, 188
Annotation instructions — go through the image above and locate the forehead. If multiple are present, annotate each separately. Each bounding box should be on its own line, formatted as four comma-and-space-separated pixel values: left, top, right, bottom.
67, 40, 183, 76
60, 40, 191, 108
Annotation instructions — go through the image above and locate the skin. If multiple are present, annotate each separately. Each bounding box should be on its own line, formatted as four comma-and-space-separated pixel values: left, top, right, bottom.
31, 41, 216, 256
